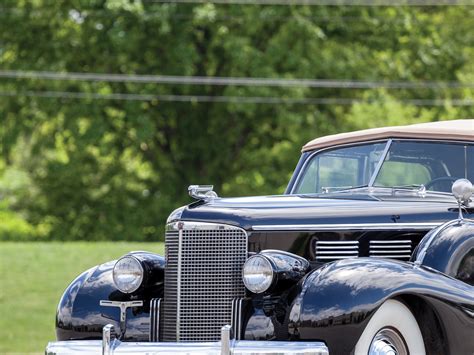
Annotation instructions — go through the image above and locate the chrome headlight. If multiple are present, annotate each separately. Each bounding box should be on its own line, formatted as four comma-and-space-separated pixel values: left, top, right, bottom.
242, 255, 274, 294
113, 255, 144, 293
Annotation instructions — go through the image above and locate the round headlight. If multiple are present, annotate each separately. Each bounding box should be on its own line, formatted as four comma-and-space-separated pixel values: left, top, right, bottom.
242, 255, 274, 293
113, 256, 144, 293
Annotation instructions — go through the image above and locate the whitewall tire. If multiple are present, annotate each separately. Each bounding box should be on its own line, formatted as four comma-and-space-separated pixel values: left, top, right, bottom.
354, 299, 426, 355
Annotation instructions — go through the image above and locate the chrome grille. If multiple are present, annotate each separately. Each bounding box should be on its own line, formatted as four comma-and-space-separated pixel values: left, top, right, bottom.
315, 241, 359, 262
369, 240, 412, 260
162, 222, 247, 342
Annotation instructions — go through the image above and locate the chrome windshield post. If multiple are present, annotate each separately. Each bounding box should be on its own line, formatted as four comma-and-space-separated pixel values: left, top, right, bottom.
368, 139, 392, 187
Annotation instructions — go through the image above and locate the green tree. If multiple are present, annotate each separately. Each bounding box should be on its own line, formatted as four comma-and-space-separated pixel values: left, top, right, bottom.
0, 1, 472, 240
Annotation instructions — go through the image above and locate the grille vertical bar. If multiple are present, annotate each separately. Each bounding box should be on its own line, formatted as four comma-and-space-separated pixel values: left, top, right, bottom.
162, 222, 247, 342
162, 229, 179, 341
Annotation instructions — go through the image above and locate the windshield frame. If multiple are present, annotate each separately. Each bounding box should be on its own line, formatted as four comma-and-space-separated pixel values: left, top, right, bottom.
288, 138, 473, 195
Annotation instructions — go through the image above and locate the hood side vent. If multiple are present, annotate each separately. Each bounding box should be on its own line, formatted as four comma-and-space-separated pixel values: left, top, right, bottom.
315, 241, 359, 262
369, 240, 412, 260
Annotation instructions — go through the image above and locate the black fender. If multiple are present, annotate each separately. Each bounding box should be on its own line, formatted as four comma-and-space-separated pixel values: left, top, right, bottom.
56, 252, 164, 341
288, 258, 474, 354
413, 220, 474, 285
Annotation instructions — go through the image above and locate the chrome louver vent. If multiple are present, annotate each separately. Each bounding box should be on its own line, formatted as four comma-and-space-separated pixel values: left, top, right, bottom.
315, 241, 359, 261
369, 240, 412, 260
162, 222, 247, 342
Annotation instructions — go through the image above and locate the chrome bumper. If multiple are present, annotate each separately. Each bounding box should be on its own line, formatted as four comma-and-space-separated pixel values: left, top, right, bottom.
45, 324, 329, 355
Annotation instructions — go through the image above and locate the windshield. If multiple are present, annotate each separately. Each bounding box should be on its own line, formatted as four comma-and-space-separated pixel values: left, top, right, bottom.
293, 140, 474, 194
294, 142, 387, 193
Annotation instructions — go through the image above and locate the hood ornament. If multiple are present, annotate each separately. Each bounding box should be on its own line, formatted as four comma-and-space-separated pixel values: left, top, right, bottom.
188, 185, 218, 202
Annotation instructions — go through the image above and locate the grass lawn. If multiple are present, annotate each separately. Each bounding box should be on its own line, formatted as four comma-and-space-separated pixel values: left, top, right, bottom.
0, 242, 164, 354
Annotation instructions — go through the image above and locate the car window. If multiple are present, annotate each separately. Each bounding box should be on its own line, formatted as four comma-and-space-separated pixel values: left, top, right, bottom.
468, 146, 474, 182
295, 142, 386, 194
373, 141, 472, 192
376, 161, 431, 187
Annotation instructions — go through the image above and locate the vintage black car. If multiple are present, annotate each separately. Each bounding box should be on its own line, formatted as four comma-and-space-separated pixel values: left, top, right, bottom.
46, 120, 474, 355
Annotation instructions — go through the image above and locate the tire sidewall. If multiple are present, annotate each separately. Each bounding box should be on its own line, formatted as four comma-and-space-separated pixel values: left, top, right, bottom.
354, 299, 426, 355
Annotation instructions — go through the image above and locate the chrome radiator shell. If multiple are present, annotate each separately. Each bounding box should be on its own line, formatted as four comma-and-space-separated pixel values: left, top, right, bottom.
162, 221, 248, 342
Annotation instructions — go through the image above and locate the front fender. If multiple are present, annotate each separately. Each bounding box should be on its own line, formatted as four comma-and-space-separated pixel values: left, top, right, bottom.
56, 252, 164, 341
290, 258, 474, 354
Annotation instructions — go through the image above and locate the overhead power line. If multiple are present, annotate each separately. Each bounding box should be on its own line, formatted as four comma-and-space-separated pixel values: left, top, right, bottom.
0, 10, 437, 24
0, 70, 472, 89
143, 0, 474, 5
0, 7, 471, 23
0, 90, 472, 106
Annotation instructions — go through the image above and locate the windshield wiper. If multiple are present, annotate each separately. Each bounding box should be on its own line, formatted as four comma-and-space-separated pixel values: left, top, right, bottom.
391, 184, 426, 191
377, 184, 452, 196
321, 185, 369, 194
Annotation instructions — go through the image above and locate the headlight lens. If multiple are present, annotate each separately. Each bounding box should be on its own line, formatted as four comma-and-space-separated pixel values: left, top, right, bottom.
242, 255, 274, 293
113, 256, 144, 293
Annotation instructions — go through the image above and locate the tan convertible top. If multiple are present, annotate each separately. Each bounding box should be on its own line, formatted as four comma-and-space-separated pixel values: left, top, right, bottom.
302, 119, 474, 152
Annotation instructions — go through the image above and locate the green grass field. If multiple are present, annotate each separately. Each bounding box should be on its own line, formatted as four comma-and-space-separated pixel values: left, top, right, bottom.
0, 242, 164, 354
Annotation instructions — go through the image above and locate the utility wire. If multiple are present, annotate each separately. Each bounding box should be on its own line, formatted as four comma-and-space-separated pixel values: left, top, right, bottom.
1, 7, 471, 24
143, 0, 474, 5
0, 70, 472, 89
0, 90, 472, 106
0, 9, 434, 24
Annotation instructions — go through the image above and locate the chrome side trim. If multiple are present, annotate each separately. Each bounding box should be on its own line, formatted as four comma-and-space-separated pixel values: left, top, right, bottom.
253, 222, 440, 231
149, 298, 161, 342
368, 139, 392, 187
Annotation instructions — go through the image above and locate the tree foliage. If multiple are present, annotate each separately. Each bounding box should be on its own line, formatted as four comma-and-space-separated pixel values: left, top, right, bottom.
0, 1, 473, 241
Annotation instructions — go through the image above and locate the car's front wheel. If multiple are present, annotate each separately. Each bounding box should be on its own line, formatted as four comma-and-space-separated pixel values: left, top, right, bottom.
354, 299, 426, 355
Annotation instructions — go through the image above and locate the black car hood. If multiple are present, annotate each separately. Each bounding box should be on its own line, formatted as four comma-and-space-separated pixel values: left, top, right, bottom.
179, 193, 458, 231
